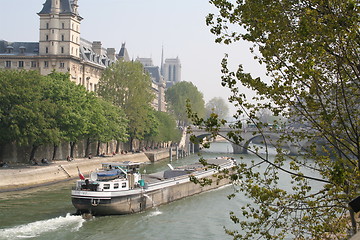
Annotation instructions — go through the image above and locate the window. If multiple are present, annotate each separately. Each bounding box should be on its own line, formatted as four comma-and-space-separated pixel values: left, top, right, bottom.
46, 35, 49, 41
61, 47, 64, 54
104, 184, 110, 190
114, 183, 119, 189
18, 61, 24, 68
62, 22, 65, 29
122, 183, 127, 188
44, 61, 49, 68
31, 61, 37, 68
5, 61, 11, 68
61, 35, 64, 41
60, 62, 65, 68
46, 23, 49, 29
45, 47, 48, 54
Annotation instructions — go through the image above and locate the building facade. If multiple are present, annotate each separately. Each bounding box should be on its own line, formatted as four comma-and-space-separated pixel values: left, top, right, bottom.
163, 57, 181, 88
0, 0, 117, 92
136, 57, 166, 112
0, 0, 164, 105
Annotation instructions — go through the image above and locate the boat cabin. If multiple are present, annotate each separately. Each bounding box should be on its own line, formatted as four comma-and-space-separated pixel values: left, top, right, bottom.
75, 161, 143, 192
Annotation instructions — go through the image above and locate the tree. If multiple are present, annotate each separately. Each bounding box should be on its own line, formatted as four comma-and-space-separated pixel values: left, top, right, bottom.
98, 60, 155, 151
0, 70, 60, 161
45, 72, 94, 158
166, 81, 206, 126
189, 1, 360, 239
205, 97, 229, 119
153, 111, 182, 144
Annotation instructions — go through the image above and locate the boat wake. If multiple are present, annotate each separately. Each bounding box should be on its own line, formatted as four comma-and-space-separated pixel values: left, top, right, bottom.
0, 213, 85, 240
147, 209, 162, 217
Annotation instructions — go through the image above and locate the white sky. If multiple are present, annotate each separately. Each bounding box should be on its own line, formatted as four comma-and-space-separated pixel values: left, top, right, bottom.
1, 0, 267, 115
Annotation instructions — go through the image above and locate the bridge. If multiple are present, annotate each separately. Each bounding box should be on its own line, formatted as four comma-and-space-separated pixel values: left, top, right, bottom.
189, 127, 305, 155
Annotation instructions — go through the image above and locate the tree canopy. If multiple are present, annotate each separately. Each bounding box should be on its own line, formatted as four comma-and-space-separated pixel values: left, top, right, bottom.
165, 81, 206, 126
97, 60, 155, 150
189, 0, 360, 239
0, 70, 128, 160
205, 97, 229, 119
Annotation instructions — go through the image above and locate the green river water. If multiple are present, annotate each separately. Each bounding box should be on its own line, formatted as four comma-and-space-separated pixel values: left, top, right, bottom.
0, 142, 320, 239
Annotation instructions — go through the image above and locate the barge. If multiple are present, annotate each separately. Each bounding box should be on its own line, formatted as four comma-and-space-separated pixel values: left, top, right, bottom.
71, 157, 236, 215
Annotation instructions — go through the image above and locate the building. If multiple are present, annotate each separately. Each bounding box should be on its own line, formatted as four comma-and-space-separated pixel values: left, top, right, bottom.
0, 0, 117, 92
136, 57, 166, 112
163, 57, 181, 88
0, 0, 165, 109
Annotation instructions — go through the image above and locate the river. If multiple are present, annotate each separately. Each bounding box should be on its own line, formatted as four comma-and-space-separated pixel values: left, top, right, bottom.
0, 142, 319, 239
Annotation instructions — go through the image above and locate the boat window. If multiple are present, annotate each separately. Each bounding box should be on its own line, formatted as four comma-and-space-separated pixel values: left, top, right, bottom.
104, 184, 110, 190
122, 182, 126, 188
114, 183, 119, 189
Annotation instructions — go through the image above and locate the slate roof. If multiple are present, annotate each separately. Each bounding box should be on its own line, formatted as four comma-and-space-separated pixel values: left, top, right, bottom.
80, 38, 115, 68
118, 43, 130, 61
38, 0, 75, 15
0, 41, 39, 56
144, 66, 162, 83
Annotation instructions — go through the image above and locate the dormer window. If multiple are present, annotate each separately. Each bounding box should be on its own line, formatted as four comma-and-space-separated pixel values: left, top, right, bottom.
6, 46, 14, 54
19, 46, 26, 54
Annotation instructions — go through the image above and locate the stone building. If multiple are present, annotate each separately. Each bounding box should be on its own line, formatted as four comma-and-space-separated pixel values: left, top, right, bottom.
0, 0, 117, 92
0, 0, 164, 104
163, 57, 181, 88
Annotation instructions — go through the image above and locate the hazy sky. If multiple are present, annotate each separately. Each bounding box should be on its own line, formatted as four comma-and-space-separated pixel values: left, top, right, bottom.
1, 0, 266, 114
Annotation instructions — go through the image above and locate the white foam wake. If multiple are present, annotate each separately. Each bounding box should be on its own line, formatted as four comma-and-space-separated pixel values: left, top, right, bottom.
0, 213, 85, 239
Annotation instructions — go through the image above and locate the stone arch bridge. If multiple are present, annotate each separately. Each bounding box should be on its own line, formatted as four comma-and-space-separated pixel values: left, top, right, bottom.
190, 127, 304, 155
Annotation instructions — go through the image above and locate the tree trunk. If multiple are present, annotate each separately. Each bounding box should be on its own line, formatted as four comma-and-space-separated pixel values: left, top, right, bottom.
29, 144, 40, 162
116, 140, 120, 153
69, 141, 76, 158
84, 138, 91, 158
350, 209, 357, 236
0, 143, 5, 162
52, 144, 58, 160
96, 141, 101, 156
129, 136, 134, 152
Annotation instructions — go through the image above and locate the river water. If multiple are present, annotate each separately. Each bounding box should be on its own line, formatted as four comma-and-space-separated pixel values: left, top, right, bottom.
0, 142, 319, 240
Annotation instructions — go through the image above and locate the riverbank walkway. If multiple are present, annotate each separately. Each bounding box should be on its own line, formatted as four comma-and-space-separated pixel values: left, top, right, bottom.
0, 149, 171, 192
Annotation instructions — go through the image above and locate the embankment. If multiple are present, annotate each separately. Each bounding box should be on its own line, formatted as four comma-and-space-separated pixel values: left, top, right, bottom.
0, 153, 151, 192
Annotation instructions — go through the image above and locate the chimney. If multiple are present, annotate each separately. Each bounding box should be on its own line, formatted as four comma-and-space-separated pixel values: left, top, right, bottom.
92, 41, 102, 56
107, 48, 116, 61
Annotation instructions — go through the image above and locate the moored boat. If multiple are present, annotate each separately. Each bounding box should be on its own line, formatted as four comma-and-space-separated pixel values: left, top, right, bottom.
71, 157, 236, 216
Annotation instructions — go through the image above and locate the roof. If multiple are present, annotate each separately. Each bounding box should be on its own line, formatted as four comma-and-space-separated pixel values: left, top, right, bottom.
38, 0, 79, 15
0, 40, 39, 56
118, 43, 130, 61
144, 66, 162, 83
80, 38, 115, 68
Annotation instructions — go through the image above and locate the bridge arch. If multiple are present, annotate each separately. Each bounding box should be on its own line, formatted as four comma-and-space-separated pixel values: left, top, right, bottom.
191, 130, 303, 155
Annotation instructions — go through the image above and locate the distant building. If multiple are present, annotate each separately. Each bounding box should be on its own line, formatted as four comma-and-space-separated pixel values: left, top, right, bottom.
135, 57, 166, 112
118, 43, 130, 61
163, 57, 181, 88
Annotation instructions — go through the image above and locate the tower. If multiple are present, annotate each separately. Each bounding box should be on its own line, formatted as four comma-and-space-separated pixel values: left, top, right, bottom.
163, 57, 181, 88
38, 0, 83, 74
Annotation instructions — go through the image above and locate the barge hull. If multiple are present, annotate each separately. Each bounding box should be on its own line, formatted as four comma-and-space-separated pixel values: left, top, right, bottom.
72, 174, 231, 215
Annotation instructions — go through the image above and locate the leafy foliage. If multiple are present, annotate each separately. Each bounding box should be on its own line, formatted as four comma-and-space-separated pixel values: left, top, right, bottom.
98, 60, 155, 150
205, 97, 229, 119
189, 0, 360, 239
165, 81, 206, 126
0, 70, 128, 160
